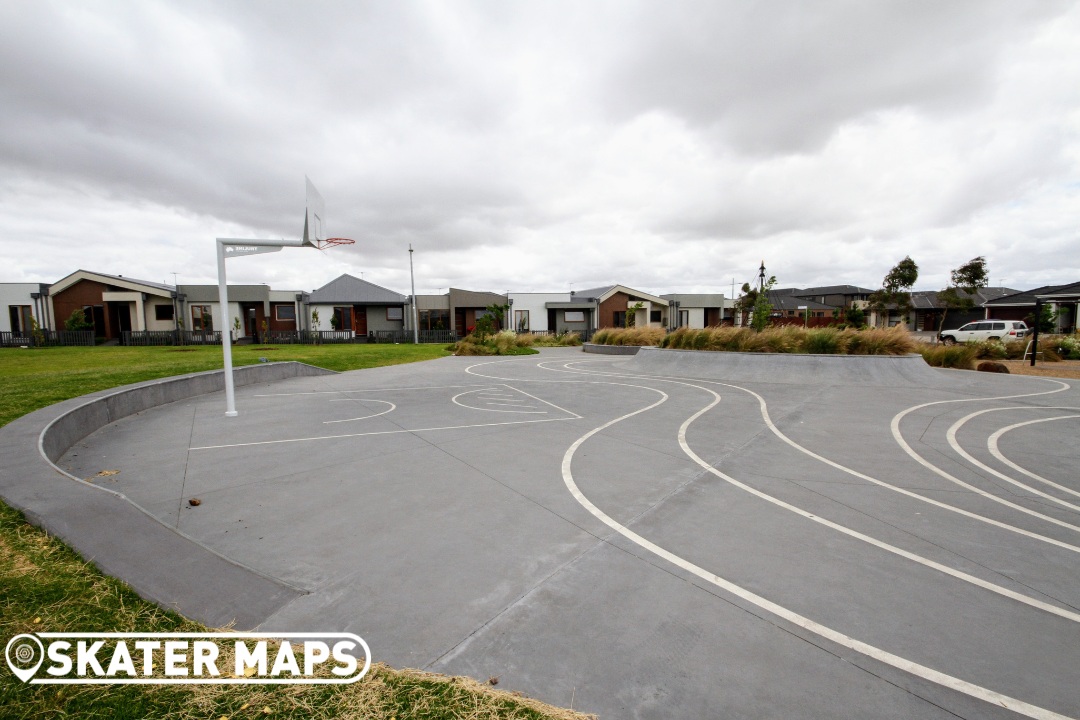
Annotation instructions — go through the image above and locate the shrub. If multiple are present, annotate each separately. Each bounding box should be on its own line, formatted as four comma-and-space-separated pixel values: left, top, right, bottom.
590, 327, 665, 346
973, 340, 1008, 360
804, 327, 848, 354
921, 345, 979, 369
847, 326, 917, 355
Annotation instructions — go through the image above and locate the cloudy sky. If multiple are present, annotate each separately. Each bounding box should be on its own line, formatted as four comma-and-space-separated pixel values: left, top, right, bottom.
1, 1, 1078, 297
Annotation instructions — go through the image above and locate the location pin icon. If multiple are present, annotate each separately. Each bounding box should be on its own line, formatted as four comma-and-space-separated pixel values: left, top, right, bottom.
5, 634, 44, 682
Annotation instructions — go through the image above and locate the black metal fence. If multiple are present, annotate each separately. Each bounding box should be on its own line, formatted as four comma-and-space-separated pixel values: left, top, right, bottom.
121, 330, 222, 346
0, 330, 95, 348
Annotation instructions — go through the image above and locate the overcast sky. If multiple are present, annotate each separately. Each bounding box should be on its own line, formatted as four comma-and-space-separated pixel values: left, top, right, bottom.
1, 1, 1078, 297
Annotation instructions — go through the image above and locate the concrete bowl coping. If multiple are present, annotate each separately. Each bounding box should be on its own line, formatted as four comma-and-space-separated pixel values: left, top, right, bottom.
582, 343, 642, 355
629, 346, 945, 385
0, 361, 335, 629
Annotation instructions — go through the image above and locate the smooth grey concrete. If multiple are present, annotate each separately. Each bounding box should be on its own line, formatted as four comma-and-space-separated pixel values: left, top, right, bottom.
583, 342, 641, 355
1, 362, 332, 628
4, 349, 1080, 718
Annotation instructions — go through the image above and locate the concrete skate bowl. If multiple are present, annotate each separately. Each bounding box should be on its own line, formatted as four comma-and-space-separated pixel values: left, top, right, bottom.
627, 346, 946, 386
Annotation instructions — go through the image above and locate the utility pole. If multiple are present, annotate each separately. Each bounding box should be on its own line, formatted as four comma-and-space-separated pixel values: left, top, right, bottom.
409, 244, 419, 344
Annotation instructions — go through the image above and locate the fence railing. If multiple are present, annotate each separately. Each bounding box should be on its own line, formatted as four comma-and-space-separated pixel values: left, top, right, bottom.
121, 330, 222, 346
0, 330, 95, 347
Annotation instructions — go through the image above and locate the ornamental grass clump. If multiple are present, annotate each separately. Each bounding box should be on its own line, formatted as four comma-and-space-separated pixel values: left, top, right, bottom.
845, 326, 917, 355
803, 327, 849, 354
920, 344, 979, 369
590, 327, 665, 346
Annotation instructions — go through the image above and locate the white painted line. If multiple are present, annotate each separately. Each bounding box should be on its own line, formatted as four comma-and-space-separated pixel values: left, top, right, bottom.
451, 389, 547, 414
990, 416, 1080, 497
674, 384, 1080, 624
323, 400, 397, 425
254, 384, 498, 397
508, 385, 584, 419
190, 417, 579, 450
560, 380, 1076, 720
946, 408, 1080, 510
538, 361, 1080, 555
890, 384, 1080, 536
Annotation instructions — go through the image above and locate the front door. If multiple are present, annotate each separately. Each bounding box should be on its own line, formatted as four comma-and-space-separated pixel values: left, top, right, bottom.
353, 306, 368, 336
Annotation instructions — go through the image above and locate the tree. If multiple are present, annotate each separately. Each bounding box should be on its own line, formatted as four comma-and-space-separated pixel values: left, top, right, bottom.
936, 256, 989, 335
844, 303, 866, 327
750, 275, 777, 331
626, 301, 645, 328
868, 256, 919, 328
473, 302, 509, 342
64, 308, 91, 332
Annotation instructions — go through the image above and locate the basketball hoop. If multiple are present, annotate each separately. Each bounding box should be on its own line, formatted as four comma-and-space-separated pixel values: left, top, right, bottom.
314, 237, 355, 249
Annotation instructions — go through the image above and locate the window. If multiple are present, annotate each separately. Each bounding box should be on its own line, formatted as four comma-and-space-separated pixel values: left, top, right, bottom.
191, 305, 213, 331
155, 304, 174, 321
650, 310, 661, 323
333, 307, 350, 331
274, 304, 296, 321
8, 305, 32, 333
419, 309, 449, 331
386, 307, 403, 321
514, 309, 530, 332
612, 311, 626, 327
679, 310, 689, 327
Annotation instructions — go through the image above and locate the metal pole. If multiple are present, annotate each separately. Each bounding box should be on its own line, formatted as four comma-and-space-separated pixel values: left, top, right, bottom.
216, 240, 238, 417
409, 244, 419, 344
1030, 298, 1042, 367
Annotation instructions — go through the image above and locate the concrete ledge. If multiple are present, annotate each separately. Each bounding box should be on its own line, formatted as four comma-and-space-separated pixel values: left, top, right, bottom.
628, 346, 945, 386
0, 362, 334, 629
583, 343, 643, 355
41, 361, 334, 462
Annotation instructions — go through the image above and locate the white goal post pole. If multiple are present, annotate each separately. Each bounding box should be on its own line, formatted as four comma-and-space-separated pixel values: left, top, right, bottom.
216, 238, 306, 417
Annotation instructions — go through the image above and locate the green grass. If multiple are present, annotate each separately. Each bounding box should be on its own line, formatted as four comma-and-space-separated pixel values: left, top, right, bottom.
0, 344, 450, 428
0, 344, 592, 719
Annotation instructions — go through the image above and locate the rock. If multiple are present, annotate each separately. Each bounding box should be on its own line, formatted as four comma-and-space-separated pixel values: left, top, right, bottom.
976, 361, 1010, 374
188, 498, 202, 506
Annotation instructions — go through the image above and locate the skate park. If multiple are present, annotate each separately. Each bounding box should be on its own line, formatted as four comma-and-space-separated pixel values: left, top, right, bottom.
2, 346, 1079, 719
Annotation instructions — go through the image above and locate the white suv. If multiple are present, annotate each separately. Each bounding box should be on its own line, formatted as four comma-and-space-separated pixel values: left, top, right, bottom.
939, 320, 1028, 345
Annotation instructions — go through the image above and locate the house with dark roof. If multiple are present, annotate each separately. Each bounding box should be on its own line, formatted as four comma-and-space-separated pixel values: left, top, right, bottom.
790, 285, 875, 309
49, 270, 178, 340
305, 274, 409, 339
983, 282, 1080, 333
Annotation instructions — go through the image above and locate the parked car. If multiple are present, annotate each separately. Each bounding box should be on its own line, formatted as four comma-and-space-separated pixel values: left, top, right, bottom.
938, 320, 1028, 345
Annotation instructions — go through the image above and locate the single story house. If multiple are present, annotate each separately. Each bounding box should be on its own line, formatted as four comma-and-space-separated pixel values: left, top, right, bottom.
661, 293, 727, 329
1, 282, 52, 334
304, 274, 409, 339
50, 270, 177, 340
982, 282, 1080, 334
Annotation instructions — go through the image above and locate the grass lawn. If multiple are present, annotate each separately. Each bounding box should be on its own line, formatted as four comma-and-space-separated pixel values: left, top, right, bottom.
0, 345, 592, 719
0, 344, 451, 428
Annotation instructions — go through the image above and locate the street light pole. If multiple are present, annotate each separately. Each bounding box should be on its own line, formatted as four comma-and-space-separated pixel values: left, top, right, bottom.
409, 244, 419, 344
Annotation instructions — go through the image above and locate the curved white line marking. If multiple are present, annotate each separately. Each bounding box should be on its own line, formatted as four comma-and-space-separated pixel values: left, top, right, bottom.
946, 408, 1080, 508
891, 384, 1080, 533
674, 384, 1080, 624
323, 400, 397, 424
537, 360, 1080, 555
560, 380, 1075, 720
990, 416, 1080, 495
452, 388, 546, 414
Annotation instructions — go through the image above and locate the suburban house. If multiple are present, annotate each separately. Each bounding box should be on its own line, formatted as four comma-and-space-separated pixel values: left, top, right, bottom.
50, 270, 178, 340
764, 290, 834, 325
983, 282, 1080, 333
414, 288, 510, 337
790, 285, 875, 311
177, 284, 303, 341
1, 282, 52, 334
661, 294, 728, 329
570, 285, 671, 330
303, 274, 409, 339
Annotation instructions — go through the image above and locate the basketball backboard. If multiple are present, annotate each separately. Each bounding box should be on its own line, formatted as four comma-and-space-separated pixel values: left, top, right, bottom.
303, 176, 325, 248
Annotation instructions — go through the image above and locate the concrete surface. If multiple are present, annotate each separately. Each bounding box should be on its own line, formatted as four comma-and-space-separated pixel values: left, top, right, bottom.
3, 348, 1079, 719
